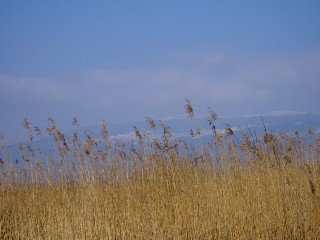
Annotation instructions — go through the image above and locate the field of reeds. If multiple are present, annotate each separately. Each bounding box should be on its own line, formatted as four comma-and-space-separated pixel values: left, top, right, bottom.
1, 101, 320, 239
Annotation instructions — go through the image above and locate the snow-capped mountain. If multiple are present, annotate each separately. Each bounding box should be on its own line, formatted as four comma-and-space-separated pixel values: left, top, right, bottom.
4, 111, 320, 161
82, 111, 320, 142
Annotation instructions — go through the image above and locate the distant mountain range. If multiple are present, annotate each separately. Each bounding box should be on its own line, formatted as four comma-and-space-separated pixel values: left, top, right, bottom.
81, 111, 320, 142
3, 111, 320, 161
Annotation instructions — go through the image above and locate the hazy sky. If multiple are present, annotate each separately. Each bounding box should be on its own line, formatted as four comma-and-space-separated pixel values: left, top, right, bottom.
1, 1, 320, 143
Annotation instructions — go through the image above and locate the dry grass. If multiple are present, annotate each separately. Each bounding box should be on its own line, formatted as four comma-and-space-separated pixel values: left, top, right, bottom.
1, 102, 320, 239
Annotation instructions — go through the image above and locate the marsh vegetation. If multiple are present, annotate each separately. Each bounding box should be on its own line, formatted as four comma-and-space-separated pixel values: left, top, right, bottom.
1, 101, 320, 239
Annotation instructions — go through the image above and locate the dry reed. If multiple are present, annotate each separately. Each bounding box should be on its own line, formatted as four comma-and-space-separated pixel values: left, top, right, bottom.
1, 101, 320, 239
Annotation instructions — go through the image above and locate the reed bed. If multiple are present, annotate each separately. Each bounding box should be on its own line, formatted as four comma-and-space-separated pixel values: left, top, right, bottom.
1, 101, 320, 239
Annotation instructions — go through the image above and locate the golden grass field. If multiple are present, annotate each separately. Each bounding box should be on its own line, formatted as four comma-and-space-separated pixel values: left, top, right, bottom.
1, 102, 320, 239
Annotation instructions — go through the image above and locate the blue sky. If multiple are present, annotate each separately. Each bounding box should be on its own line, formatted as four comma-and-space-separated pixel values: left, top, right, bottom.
1, 1, 320, 143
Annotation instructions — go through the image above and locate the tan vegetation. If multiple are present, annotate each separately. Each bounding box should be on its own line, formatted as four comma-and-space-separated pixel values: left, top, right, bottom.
1, 101, 320, 239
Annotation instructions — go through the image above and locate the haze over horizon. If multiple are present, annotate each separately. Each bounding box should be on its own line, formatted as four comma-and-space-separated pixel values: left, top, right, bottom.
1, 1, 320, 143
